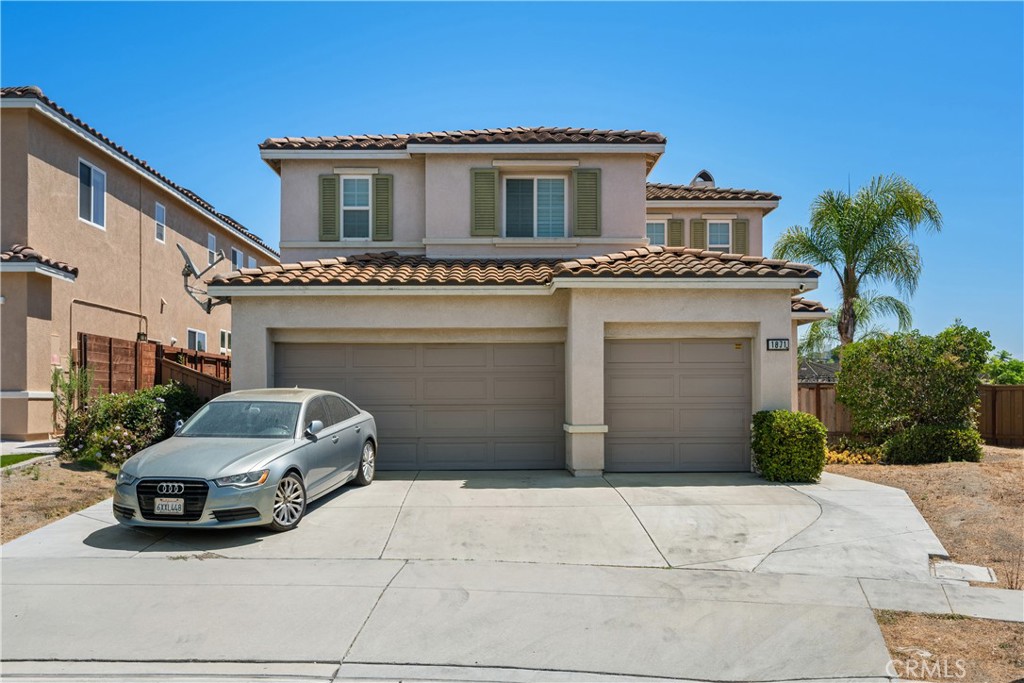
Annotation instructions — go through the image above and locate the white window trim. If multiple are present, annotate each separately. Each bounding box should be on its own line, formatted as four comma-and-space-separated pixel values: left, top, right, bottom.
155, 202, 166, 244
707, 219, 732, 252
501, 174, 569, 238
77, 158, 106, 230
339, 174, 373, 240
207, 233, 217, 265
645, 219, 668, 247
187, 328, 207, 352
230, 247, 243, 270
219, 329, 232, 354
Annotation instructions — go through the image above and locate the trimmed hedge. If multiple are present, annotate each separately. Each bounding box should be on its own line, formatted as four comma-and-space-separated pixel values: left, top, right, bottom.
883, 425, 983, 465
752, 410, 827, 483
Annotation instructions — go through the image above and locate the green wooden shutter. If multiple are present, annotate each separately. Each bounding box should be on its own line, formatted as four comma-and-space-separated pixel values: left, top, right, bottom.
470, 168, 499, 236
319, 174, 340, 241
691, 219, 707, 249
732, 218, 749, 254
572, 168, 601, 236
667, 219, 684, 247
372, 174, 393, 241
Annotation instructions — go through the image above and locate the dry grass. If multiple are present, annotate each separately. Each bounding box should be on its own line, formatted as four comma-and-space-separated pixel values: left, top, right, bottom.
1, 459, 115, 543
827, 445, 1024, 589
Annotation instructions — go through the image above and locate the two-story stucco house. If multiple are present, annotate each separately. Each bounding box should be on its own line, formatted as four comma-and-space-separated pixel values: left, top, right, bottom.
209, 127, 827, 475
0, 86, 279, 440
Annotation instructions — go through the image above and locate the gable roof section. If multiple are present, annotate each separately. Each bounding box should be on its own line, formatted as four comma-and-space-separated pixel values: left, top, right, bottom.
1, 244, 79, 278
791, 296, 827, 314
0, 86, 278, 259
209, 247, 818, 289
260, 127, 666, 151
647, 183, 780, 202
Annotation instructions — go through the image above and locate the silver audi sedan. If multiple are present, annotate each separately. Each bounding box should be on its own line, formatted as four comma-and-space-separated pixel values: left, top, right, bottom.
112, 388, 377, 532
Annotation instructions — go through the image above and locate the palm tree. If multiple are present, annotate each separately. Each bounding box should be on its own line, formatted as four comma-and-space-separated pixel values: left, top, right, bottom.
774, 174, 941, 347
798, 290, 913, 360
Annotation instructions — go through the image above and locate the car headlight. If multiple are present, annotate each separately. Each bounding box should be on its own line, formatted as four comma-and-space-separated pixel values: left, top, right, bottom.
214, 469, 270, 488
116, 470, 138, 487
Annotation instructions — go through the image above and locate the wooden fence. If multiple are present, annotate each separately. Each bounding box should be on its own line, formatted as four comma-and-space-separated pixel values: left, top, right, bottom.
798, 382, 1024, 447
160, 358, 231, 402
77, 333, 230, 394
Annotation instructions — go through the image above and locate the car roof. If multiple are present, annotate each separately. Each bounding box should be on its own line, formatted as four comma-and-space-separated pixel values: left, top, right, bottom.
212, 388, 331, 403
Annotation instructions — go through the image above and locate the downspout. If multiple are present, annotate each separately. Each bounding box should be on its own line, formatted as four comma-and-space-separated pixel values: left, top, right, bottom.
139, 175, 144, 337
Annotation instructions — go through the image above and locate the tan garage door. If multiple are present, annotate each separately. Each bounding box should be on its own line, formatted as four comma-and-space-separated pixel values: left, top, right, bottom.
605, 339, 752, 472
274, 343, 565, 470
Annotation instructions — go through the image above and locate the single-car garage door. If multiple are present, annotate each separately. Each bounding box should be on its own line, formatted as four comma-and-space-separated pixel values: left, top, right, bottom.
274, 343, 565, 470
605, 339, 752, 472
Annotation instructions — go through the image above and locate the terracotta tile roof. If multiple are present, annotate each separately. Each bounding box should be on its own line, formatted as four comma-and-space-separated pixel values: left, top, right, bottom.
210, 247, 818, 288
260, 127, 666, 151
647, 183, 780, 202
1, 244, 78, 277
1, 86, 277, 258
791, 296, 827, 314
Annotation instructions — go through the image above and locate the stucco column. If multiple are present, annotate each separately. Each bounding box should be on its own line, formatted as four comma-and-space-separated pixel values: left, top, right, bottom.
790, 319, 800, 410
229, 298, 271, 390
564, 289, 606, 476
753, 295, 797, 412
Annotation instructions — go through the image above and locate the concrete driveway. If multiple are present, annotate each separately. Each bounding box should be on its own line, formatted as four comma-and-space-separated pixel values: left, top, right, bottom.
3, 471, 1020, 682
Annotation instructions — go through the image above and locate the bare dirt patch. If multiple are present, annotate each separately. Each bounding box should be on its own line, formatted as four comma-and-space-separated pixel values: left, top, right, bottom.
1, 459, 114, 543
876, 611, 1023, 683
827, 445, 1024, 589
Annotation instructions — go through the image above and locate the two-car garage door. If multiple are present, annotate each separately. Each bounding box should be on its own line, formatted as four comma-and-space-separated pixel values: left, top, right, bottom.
274, 343, 565, 470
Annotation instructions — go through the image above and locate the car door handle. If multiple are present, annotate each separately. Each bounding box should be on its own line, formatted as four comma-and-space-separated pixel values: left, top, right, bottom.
354, 426, 361, 433
331, 435, 339, 444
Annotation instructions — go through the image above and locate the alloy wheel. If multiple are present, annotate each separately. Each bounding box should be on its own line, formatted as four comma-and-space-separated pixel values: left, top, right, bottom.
273, 476, 304, 527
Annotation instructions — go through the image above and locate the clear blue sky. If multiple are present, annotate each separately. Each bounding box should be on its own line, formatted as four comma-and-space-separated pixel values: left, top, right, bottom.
3, 2, 1021, 355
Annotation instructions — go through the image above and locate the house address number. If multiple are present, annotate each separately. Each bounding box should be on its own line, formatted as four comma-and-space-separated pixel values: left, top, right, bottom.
766, 338, 790, 351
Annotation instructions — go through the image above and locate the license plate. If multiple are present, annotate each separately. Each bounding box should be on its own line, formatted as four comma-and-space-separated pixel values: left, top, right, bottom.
154, 497, 184, 515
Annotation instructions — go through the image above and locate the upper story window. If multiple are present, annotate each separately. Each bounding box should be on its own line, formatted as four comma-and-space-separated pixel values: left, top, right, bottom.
248, 256, 257, 269
207, 233, 216, 265
231, 247, 244, 269
645, 220, 667, 246
708, 221, 731, 252
78, 159, 106, 228
155, 202, 166, 243
504, 176, 566, 238
341, 176, 371, 238
187, 328, 207, 352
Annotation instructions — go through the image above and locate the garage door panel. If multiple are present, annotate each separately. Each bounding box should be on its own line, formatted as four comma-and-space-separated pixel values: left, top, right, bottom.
424, 345, 487, 368
352, 346, 418, 368
423, 377, 488, 401
371, 409, 419, 433
606, 375, 675, 399
358, 378, 419, 402
606, 442, 677, 469
678, 375, 748, 400
606, 340, 675, 365
679, 341, 748, 364
424, 408, 489, 432
678, 441, 750, 470
495, 441, 563, 466
381, 441, 419, 468
494, 344, 561, 368
494, 408, 563, 432
678, 408, 747, 434
422, 441, 492, 467
606, 407, 676, 433
494, 376, 560, 401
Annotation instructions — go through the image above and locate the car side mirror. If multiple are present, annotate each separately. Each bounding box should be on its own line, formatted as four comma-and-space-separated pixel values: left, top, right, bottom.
304, 420, 325, 439
174, 419, 184, 433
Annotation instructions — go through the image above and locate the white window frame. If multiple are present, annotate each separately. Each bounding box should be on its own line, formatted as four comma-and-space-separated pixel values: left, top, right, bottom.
207, 233, 217, 265
501, 174, 569, 238
247, 256, 257, 269
339, 174, 373, 239
187, 328, 207, 352
231, 247, 243, 270
707, 219, 732, 252
219, 329, 232, 354
154, 202, 166, 243
77, 158, 107, 230
645, 219, 668, 246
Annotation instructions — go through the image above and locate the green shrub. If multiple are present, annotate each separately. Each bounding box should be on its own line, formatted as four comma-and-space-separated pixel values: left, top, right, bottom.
883, 425, 983, 464
60, 382, 204, 466
752, 410, 827, 482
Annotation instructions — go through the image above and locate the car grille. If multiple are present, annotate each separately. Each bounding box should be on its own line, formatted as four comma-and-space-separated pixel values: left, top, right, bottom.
137, 480, 209, 521
112, 503, 135, 519
212, 507, 261, 523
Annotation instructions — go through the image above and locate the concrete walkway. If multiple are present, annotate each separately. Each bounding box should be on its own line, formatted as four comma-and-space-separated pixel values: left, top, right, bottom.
2, 471, 1022, 682
0, 438, 58, 457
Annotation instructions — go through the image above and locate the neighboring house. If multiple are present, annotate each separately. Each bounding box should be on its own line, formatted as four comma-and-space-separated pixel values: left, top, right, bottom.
798, 359, 840, 384
209, 126, 828, 474
0, 86, 279, 441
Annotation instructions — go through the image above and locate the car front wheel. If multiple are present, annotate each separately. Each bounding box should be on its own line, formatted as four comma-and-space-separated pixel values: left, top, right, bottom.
355, 441, 375, 486
269, 473, 306, 532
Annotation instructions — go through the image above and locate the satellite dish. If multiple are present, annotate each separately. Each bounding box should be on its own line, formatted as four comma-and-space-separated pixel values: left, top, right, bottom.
177, 243, 200, 278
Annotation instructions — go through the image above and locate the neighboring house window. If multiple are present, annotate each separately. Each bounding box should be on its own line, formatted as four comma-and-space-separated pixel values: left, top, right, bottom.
504, 176, 566, 238
187, 329, 207, 352
155, 203, 166, 243
645, 221, 667, 246
219, 330, 232, 354
78, 159, 106, 228
341, 176, 371, 238
247, 256, 257, 269
708, 221, 732, 252
231, 247, 243, 269
207, 233, 216, 265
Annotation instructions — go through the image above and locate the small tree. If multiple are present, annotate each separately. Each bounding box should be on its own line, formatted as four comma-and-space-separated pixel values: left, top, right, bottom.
984, 350, 1024, 385
836, 322, 992, 439
51, 355, 94, 435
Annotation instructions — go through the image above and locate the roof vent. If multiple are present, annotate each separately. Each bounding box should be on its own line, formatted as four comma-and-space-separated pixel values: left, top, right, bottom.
691, 169, 715, 187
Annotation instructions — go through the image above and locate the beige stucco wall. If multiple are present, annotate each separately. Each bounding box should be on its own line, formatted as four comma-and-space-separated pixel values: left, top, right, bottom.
0, 107, 276, 439
643, 206, 766, 256
227, 284, 799, 474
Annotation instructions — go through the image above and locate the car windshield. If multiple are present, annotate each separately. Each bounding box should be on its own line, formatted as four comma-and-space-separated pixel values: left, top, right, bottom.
177, 401, 300, 439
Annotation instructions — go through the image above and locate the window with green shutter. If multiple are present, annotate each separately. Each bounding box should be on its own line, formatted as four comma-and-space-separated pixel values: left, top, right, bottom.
690, 219, 707, 249
372, 174, 393, 241
470, 168, 499, 236
732, 218, 749, 254
667, 219, 684, 247
572, 168, 601, 236
319, 174, 340, 241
